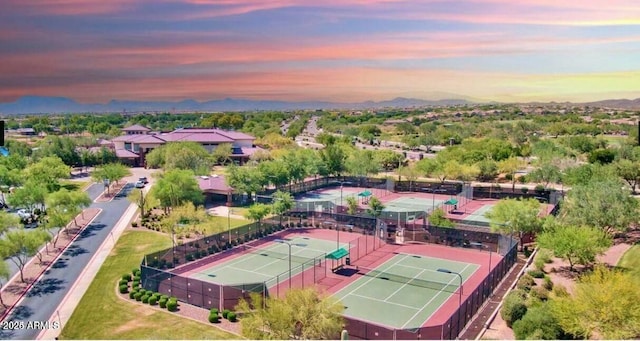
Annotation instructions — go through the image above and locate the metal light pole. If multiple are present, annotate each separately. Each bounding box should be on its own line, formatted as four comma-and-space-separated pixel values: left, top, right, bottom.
438, 268, 463, 335
275, 239, 306, 288
228, 207, 232, 241
470, 242, 492, 274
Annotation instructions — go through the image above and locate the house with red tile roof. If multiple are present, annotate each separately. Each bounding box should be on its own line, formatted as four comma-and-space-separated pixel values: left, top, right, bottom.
110, 125, 260, 167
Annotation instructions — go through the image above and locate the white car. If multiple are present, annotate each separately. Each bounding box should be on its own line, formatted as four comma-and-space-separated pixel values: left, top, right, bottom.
16, 209, 32, 220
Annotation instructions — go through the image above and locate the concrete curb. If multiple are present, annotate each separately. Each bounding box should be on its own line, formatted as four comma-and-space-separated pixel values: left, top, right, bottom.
0, 209, 103, 323
37, 202, 138, 340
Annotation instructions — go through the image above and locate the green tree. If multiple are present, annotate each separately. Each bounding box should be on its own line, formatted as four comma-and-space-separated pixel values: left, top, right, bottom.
226, 164, 265, 202
549, 266, 640, 339
8, 180, 47, 221
127, 188, 157, 218
536, 221, 611, 271
560, 180, 638, 235
24, 156, 71, 192
40, 207, 71, 248
475, 159, 498, 182
245, 203, 271, 234
497, 157, 522, 190
373, 149, 404, 171
486, 198, 542, 249
271, 191, 294, 226
366, 196, 385, 219
320, 144, 346, 176
164, 142, 213, 175
587, 148, 616, 164
91, 163, 131, 195
160, 203, 209, 240
46, 189, 91, 226
428, 208, 454, 228
151, 169, 204, 212
512, 303, 566, 340
398, 163, 421, 191
0, 260, 9, 307
345, 149, 379, 178
211, 143, 233, 166
346, 196, 358, 215
528, 163, 562, 188
613, 159, 640, 194
235, 288, 345, 340
0, 229, 51, 282
0, 210, 21, 236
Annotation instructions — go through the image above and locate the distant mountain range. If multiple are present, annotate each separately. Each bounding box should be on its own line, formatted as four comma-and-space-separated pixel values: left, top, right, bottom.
0, 96, 473, 115
2, 95, 639, 115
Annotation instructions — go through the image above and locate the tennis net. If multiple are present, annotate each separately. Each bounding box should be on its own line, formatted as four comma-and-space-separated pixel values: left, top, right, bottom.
240, 244, 318, 264
356, 267, 460, 293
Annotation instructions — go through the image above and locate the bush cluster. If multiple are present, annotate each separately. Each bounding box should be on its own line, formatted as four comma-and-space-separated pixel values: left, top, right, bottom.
527, 269, 545, 278
516, 274, 536, 292
119, 284, 129, 294
122, 274, 132, 281
208, 308, 220, 323
501, 290, 528, 327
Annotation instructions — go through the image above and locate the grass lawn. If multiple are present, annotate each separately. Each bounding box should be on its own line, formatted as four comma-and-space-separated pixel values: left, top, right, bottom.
617, 244, 640, 281
60, 179, 92, 192
59, 230, 237, 340
201, 215, 249, 235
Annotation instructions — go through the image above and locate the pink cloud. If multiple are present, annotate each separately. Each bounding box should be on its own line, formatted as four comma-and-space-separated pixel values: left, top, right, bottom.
4, 0, 136, 16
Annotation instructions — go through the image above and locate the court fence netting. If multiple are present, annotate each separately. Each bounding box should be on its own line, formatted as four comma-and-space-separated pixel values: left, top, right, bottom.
140, 216, 386, 313
343, 234, 518, 340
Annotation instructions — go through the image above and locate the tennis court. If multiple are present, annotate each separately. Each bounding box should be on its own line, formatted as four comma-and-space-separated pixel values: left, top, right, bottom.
187, 236, 348, 286
296, 188, 360, 205
459, 205, 494, 226
384, 197, 445, 213
332, 253, 479, 329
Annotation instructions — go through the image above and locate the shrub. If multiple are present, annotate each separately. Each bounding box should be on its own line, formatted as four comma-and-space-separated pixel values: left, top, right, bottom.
119, 284, 129, 294
529, 286, 549, 302
527, 269, 545, 278
512, 304, 566, 340
131, 221, 138, 227
297, 222, 302, 228
208, 314, 220, 323
222, 309, 231, 319
148, 296, 157, 305
543, 276, 554, 291
134, 292, 143, 301
186, 254, 194, 262
501, 290, 528, 327
167, 300, 178, 312
538, 249, 553, 264
159, 298, 167, 308
210, 308, 219, 315
141, 294, 150, 303
119, 279, 129, 286
534, 257, 546, 271
516, 274, 536, 292
122, 274, 132, 281
129, 291, 137, 299
133, 275, 141, 282
133, 269, 141, 276
132, 280, 140, 288
227, 312, 237, 322
161, 295, 169, 300
551, 284, 569, 298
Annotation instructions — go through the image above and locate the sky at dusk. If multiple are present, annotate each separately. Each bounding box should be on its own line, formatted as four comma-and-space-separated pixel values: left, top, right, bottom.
1, 0, 640, 104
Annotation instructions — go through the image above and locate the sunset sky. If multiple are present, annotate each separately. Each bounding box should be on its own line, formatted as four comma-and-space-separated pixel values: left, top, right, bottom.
1, 0, 639, 104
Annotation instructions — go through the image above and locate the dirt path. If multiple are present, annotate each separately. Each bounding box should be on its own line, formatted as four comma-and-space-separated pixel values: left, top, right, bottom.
479, 243, 632, 340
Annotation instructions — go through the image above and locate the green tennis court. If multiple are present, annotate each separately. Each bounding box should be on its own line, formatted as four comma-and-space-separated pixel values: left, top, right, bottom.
332, 253, 479, 329
384, 197, 444, 213
461, 205, 494, 226
188, 236, 348, 285
296, 189, 359, 205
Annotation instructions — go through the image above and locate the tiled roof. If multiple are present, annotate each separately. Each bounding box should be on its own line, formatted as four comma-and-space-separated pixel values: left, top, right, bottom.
111, 134, 165, 143
115, 149, 139, 158
122, 124, 151, 131
212, 129, 255, 140
197, 174, 233, 193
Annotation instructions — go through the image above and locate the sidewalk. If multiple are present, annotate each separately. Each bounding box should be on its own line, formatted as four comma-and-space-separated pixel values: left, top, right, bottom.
0, 208, 102, 322
38, 197, 139, 340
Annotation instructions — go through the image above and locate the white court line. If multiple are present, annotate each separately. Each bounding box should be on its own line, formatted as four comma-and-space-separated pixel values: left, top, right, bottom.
224, 265, 276, 279
395, 252, 479, 266
332, 254, 410, 299
420, 262, 480, 324
395, 263, 474, 279
348, 293, 420, 310
383, 268, 428, 302
401, 263, 473, 330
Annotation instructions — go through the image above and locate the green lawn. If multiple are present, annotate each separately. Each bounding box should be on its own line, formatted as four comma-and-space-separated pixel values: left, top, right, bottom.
60, 179, 92, 192
201, 216, 248, 235
617, 244, 640, 281
59, 230, 238, 340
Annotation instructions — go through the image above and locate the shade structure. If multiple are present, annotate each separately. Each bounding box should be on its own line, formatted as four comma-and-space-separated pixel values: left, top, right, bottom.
325, 247, 349, 260
444, 198, 459, 205
358, 190, 372, 197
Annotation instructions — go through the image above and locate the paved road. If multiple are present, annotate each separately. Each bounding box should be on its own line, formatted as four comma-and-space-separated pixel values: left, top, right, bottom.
0, 183, 134, 340
2, 183, 104, 285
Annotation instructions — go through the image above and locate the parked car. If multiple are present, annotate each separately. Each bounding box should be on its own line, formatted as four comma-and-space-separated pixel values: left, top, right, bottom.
138, 177, 149, 184
135, 181, 145, 188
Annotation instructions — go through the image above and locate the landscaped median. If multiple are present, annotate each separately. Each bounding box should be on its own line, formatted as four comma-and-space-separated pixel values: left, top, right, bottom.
0, 207, 102, 321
